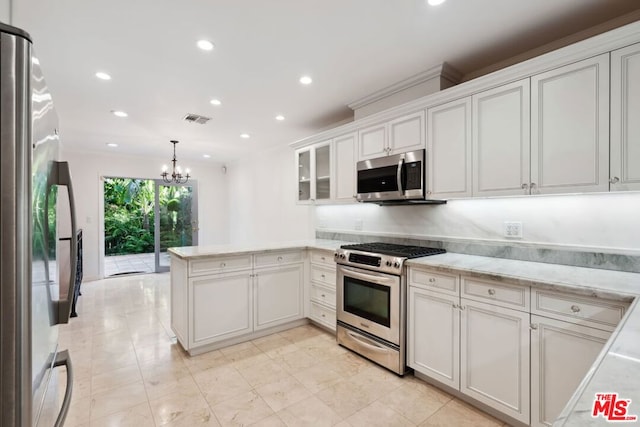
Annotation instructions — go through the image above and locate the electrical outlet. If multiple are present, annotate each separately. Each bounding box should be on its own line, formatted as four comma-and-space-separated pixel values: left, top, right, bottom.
355, 219, 363, 231
504, 221, 523, 238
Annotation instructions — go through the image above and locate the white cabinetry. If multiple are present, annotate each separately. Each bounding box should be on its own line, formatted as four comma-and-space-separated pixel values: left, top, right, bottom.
308, 249, 337, 331
358, 111, 425, 160
427, 98, 472, 198
296, 141, 331, 203
531, 54, 610, 194
611, 42, 640, 191
254, 264, 304, 330
472, 79, 531, 197
333, 132, 357, 201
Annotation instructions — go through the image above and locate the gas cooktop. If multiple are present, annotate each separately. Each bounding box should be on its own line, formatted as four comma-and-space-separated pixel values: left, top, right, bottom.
339, 242, 446, 259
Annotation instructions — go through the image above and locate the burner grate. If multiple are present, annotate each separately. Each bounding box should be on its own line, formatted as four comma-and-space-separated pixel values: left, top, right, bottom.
340, 242, 446, 259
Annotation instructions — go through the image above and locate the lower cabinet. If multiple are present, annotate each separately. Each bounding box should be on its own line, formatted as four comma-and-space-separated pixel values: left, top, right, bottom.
254, 264, 304, 330
191, 271, 253, 345
530, 315, 611, 427
460, 298, 530, 424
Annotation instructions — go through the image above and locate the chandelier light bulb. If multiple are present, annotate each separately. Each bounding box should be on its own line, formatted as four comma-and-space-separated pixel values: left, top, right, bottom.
162, 164, 168, 172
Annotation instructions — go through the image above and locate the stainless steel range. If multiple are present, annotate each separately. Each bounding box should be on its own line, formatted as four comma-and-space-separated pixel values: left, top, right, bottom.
334, 242, 445, 375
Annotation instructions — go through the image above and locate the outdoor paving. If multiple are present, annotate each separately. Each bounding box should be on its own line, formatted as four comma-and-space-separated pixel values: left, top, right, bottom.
104, 252, 170, 276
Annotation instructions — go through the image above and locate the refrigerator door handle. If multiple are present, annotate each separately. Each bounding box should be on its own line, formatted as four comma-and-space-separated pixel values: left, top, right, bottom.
52, 350, 73, 427
47, 161, 78, 325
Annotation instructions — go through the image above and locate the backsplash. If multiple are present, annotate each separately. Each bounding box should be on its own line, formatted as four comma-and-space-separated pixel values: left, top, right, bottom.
315, 192, 640, 273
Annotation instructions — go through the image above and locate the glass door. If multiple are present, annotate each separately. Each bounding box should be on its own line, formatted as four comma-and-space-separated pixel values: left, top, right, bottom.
154, 182, 198, 272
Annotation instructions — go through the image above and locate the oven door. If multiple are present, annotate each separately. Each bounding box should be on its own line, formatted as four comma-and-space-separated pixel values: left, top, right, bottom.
336, 264, 400, 345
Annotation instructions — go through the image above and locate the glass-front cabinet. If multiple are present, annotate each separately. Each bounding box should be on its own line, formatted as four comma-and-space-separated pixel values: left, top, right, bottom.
296, 141, 331, 203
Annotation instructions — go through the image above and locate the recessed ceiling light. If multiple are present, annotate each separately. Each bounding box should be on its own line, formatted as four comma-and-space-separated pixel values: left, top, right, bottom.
275, 115, 285, 121
197, 40, 214, 51
203, 154, 211, 158
95, 71, 111, 80
427, 0, 446, 5
111, 110, 128, 118
240, 133, 250, 139
210, 99, 221, 106
299, 76, 313, 85
106, 143, 118, 148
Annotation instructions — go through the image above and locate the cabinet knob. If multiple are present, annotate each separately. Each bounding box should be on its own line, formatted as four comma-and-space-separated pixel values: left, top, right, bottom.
530, 182, 537, 190
487, 288, 496, 296
530, 323, 538, 330
321, 294, 326, 298
220, 262, 226, 268
571, 305, 581, 313
321, 313, 326, 318
426, 191, 432, 196
452, 303, 458, 309
521, 183, 529, 190
428, 278, 436, 283
321, 256, 326, 261
321, 274, 325, 279
277, 256, 283, 261
610, 176, 620, 184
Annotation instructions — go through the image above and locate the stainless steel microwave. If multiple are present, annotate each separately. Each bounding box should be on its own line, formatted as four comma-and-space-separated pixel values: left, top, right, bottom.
356, 149, 444, 204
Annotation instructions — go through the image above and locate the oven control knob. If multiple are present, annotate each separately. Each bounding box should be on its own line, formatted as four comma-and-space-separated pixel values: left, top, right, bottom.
339, 254, 346, 259
386, 261, 392, 267
393, 261, 400, 268
334, 253, 338, 259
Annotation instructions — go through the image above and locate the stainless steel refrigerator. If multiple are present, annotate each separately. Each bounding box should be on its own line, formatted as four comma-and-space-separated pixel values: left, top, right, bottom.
1, 22, 77, 427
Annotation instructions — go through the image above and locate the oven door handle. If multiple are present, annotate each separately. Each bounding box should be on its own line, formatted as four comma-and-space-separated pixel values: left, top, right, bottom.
346, 330, 389, 352
339, 265, 398, 285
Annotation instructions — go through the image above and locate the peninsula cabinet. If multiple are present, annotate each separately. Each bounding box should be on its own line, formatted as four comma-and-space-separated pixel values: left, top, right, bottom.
472, 79, 530, 197
427, 98, 472, 198
358, 111, 425, 160
610, 42, 640, 192
530, 53, 610, 194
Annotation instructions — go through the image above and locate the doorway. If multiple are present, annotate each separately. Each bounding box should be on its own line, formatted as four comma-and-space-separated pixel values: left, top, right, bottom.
103, 177, 198, 276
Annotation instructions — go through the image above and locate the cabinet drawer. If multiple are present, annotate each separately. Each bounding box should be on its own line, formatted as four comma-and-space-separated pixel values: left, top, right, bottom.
310, 250, 336, 267
532, 289, 629, 331
409, 268, 458, 295
310, 265, 335, 288
310, 284, 336, 308
309, 302, 336, 329
189, 255, 252, 276
462, 276, 529, 311
254, 250, 302, 267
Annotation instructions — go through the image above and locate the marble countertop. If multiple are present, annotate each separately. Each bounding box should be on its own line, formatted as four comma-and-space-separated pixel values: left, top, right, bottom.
407, 253, 640, 427
167, 239, 349, 259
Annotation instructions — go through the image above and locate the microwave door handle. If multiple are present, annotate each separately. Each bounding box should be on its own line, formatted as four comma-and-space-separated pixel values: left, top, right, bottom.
396, 159, 404, 195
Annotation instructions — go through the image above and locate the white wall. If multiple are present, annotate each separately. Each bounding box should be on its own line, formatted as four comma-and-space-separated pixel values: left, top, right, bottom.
0, 0, 11, 24
227, 144, 314, 244
62, 148, 229, 281
316, 192, 640, 254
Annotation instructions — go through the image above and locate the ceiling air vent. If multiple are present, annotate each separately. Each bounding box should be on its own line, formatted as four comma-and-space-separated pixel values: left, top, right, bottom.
183, 113, 211, 124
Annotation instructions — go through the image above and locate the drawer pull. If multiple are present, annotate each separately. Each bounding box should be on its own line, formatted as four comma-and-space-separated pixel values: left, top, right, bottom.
571, 305, 581, 313
277, 256, 283, 261
321, 256, 326, 261
530, 323, 538, 330
220, 262, 226, 268
321, 313, 326, 318
321, 294, 326, 298
321, 274, 325, 279
487, 288, 496, 296
428, 278, 436, 283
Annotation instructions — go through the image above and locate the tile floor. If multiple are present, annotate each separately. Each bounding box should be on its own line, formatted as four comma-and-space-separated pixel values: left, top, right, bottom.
58, 273, 509, 427
104, 252, 170, 276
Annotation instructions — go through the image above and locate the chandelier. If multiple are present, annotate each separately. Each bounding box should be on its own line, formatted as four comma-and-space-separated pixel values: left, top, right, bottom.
161, 140, 191, 184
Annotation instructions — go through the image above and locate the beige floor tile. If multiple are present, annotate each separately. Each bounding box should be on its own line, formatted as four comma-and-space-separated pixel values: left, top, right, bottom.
379, 382, 452, 424
291, 363, 343, 393
277, 325, 324, 342
315, 379, 380, 418
144, 373, 202, 401
296, 335, 348, 361
346, 400, 414, 427
89, 381, 147, 420
229, 349, 272, 371
149, 392, 215, 426
271, 348, 321, 373
183, 350, 232, 375
255, 375, 312, 412
419, 399, 504, 427
277, 396, 342, 427
236, 359, 289, 387
140, 357, 190, 386
219, 340, 259, 356
90, 348, 139, 376
248, 413, 287, 426
63, 396, 91, 426
134, 340, 185, 365
321, 352, 370, 378
193, 365, 253, 406
89, 402, 155, 427
91, 363, 142, 395
212, 390, 275, 427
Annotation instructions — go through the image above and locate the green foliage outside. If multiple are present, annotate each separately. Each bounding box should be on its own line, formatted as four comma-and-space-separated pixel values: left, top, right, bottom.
104, 178, 193, 256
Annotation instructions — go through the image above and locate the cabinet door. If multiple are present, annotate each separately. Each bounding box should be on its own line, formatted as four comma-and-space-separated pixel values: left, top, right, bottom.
358, 123, 387, 160
473, 79, 531, 197
296, 148, 313, 203
254, 264, 304, 330
315, 143, 331, 201
170, 257, 189, 348
611, 42, 640, 191
530, 315, 610, 427
460, 298, 530, 424
408, 287, 459, 389
531, 54, 609, 194
333, 132, 357, 201
190, 271, 253, 346
388, 111, 425, 154
427, 99, 472, 198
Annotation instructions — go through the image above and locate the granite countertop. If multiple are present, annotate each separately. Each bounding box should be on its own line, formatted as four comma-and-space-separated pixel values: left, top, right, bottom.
167, 239, 350, 259
407, 253, 640, 427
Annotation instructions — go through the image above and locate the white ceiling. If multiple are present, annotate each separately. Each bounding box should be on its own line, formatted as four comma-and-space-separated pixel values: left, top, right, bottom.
12, 0, 640, 164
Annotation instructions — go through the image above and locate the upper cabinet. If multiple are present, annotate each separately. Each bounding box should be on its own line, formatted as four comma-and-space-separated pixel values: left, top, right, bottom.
530, 54, 610, 195
358, 111, 425, 160
427, 98, 472, 198
333, 132, 357, 202
610, 42, 640, 191
296, 141, 331, 204
472, 79, 531, 197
